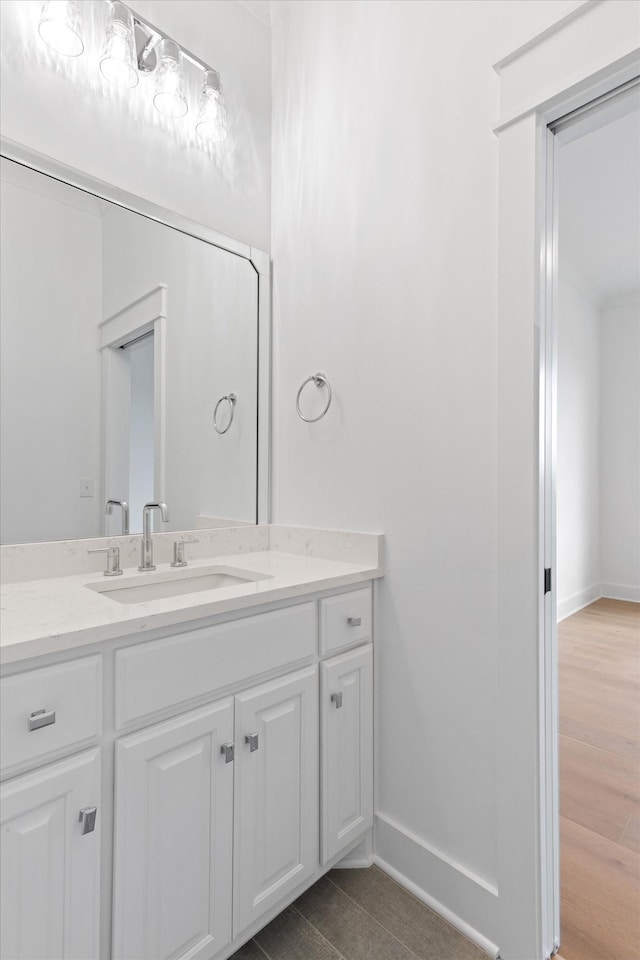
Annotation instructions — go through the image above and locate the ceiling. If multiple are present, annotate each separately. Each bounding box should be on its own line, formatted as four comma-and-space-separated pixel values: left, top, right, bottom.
559, 104, 640, 305
236, 0, 294, 26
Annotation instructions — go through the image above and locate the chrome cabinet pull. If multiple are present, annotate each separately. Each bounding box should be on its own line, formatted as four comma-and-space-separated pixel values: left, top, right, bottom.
245, 732, 259, 752
220, 742, 234, 763
347, 616, 362, 627
330, 692, 343, 709
79, 807, 97, 835
28, 709, 56, 732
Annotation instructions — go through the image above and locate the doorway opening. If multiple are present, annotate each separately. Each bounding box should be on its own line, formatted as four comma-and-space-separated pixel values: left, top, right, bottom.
122, 332, 155, 535
100, 283, 166, 539
547, 82, 640, 959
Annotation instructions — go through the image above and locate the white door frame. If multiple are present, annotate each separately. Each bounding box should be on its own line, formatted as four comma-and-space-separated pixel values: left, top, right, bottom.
540, 75, 640, 958
494, 4, 640, 958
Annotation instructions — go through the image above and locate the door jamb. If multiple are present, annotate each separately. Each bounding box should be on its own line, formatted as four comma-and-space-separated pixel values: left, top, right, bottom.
495, 20, 640, 955
537, 67, 640, 960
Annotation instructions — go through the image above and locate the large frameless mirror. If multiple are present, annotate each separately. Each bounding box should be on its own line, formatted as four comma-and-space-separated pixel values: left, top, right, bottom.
0, 151, 265, 544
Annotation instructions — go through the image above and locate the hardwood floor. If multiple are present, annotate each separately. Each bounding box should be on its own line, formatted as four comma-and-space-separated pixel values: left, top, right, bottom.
559, 598, 640, 960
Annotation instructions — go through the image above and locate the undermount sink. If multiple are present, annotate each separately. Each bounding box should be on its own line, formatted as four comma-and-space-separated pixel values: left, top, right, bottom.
86, 565, 271, 604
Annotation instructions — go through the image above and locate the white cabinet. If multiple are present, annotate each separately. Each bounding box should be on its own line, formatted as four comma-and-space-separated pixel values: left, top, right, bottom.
233, 666, 318, 936
319, 586, 372, 656
112, 700, 234, 960
320, 644, 373, 864
2, 582, 376, 960
0, 749, 101, 960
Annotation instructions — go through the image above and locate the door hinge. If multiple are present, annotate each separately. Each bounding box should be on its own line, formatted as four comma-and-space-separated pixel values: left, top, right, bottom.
544, 567, 552, 594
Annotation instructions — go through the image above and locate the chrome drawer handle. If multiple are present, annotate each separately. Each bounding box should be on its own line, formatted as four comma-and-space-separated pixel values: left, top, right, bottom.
245, 732, 259, 752
79, 807, 97, 835
28, 709, 56, 732
220, 742, 234, 763
347, 617, 362, 627
330, 692, 343, 709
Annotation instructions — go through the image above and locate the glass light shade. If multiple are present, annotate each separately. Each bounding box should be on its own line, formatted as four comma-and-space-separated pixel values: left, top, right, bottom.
153, 39, 188, 119
100, 1, 138, 89
38, 0, 84, 57
195, 71, 228, 143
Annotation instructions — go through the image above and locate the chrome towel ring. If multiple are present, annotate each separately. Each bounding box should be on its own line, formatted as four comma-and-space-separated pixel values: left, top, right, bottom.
296, 373, 332, 423
213, 393, 236, 434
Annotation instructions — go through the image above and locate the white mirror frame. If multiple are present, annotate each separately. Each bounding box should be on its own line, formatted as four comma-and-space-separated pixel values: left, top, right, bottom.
0, 136, 271, 528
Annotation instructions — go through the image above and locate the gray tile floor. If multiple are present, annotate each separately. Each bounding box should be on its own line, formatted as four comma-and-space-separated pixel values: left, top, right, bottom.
231, 866, 485, 960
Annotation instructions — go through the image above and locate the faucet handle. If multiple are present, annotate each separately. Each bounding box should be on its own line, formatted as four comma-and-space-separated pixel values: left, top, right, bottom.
88, 545, 123, 577
171, 538, 200, 568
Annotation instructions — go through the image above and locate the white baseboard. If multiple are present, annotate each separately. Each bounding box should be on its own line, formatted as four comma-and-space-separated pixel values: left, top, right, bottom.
601, 582, 640, 603
558, 582, 640, 620
374, 813, 499, 957
557, 583, 602, 621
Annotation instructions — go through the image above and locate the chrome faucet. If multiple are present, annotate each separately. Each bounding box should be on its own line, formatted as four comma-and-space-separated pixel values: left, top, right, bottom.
106, 499, 129, 535
138, 502, 169, 571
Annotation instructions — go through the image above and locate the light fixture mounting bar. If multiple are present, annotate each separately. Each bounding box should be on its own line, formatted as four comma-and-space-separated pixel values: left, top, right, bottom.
127, 3, 217, 75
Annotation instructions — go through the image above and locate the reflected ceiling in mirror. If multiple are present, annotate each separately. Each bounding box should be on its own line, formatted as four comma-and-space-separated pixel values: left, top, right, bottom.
0, 155, 260, 544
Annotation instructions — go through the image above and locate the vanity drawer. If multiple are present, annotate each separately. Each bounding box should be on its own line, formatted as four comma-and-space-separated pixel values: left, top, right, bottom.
0, 656, 102, 773
115, 601, 317, 728
319, 585, 372, 655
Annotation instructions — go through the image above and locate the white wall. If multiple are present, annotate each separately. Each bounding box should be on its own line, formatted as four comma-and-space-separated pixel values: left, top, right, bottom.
556, 272, 602, 618
557, 97, 640, 616
270, 0, 576, 949
0, 158, 103, 543
0, 0, 271, 250
600, 293, 640, 600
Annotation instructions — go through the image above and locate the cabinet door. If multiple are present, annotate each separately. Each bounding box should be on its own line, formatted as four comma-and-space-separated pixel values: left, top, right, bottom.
0, 749, 101, 960
234, 666, 318, 936
321, 645, 373, 864
112, 700, 233, 960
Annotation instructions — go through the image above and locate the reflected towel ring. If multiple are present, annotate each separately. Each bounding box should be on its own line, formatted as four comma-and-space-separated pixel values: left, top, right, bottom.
213, 393, 236, 434
296, 373, 332, 423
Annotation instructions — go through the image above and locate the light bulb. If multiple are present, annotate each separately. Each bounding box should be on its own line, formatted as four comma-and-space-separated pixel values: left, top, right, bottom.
195, 70, 228, 143
38, 0, 84, 57
100, 1, 138, 89
153, 39, 188, 119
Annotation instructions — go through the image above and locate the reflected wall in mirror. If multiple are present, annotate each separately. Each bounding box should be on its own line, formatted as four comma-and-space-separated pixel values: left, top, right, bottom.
0, 157, 259, 544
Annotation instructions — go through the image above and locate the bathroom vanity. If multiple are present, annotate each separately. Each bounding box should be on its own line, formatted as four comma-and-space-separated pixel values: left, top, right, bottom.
0, 525, 383, 960
0, 124, 383, 960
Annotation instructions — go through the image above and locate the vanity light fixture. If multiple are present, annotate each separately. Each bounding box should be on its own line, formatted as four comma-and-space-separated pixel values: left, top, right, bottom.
153, 38, 188, 118
36, 0, 228, 143
100, 1, 138, 89
196, 70, 228, 143
38, 0, 84, 57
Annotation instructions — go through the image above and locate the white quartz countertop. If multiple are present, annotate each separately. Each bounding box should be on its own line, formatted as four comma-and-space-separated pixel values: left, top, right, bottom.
1, 527, 384, 665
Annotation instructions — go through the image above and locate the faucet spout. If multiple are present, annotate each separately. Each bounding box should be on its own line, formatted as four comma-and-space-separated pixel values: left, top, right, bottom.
105, 499, 129, 536
139, 502, 169, 571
